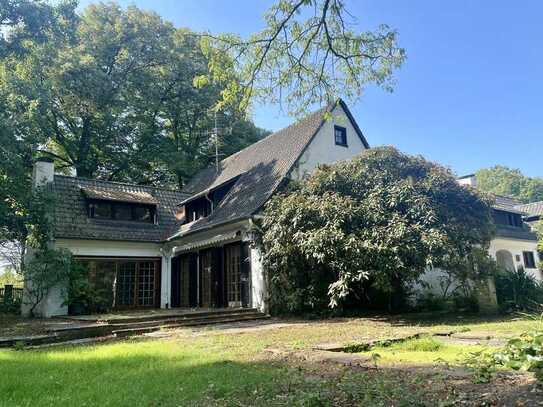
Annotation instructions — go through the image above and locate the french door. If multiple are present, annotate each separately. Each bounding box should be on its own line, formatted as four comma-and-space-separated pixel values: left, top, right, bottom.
114, 260, 160, 308
224, 244, 242, 307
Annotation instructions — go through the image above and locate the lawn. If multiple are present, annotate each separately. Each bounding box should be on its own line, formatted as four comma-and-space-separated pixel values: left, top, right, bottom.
0, 314, 541, 406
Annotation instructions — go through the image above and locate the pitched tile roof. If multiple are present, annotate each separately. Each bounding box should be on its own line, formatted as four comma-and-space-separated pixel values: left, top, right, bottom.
515, 201, 543, 219
170, 100, 369, 240
53, 175, 189, 242
492, 195, 526, 214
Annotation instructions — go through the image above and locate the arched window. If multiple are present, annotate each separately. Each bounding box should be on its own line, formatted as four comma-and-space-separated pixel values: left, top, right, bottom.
496, 250, 515, 272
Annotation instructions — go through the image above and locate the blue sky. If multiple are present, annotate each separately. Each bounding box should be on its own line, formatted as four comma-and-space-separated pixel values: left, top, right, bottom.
79, 0, 543, 177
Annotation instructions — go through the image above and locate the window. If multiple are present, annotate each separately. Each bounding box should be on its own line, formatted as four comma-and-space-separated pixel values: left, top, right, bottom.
523, 251, 537, 269
88, 200, 156, 223
114, 204, 133, 221
492, 210, 523, 228
91, 202, 112, 219
334, 125, 347, 146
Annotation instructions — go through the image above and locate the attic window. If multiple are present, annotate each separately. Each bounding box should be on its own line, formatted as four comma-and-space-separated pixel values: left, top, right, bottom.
88, 200, 156, 224
334, 125, 347, 147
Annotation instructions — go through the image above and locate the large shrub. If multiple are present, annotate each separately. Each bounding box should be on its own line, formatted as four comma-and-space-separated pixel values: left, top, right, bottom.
261, 147, 495, 315
495, 266, 543, 312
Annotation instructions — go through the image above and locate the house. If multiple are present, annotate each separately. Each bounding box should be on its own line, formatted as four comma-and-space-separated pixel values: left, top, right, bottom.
515, 201, 543, 227
458, 175, 541, 280
25, 100, 370, 317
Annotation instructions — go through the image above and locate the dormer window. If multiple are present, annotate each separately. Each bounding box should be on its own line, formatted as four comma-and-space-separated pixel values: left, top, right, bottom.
88, 200, 156, 224
334, 125, 347, 147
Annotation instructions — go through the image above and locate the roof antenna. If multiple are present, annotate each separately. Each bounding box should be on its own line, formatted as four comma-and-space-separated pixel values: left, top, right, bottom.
214, 109, 219, 173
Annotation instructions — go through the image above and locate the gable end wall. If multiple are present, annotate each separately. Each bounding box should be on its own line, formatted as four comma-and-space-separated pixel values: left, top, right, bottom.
290, 104, 367, 180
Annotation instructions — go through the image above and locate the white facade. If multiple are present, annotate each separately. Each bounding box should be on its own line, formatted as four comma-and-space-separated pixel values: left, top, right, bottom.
489, 237, 541, 280
290, 104, 367, 180
28, 104, 370, 317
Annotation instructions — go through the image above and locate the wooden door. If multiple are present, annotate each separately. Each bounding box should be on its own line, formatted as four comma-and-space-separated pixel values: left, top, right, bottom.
224, 244, 242, 307
199, 250, 213, 308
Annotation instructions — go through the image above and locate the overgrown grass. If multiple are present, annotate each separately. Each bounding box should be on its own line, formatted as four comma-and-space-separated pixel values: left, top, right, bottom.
364, 336, 497, 366
0, 314, 540, 406
0, 338, 447, 406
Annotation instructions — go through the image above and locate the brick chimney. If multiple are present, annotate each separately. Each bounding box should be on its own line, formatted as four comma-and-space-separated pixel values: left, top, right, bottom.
32, 157, 55, 189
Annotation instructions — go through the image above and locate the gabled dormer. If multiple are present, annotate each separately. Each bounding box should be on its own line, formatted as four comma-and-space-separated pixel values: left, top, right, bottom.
177, 176, 240, 225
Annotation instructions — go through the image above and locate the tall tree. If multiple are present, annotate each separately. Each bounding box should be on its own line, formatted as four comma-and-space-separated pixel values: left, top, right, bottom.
1, 3, 265, 185
198, 0, 406, 116
0, 0, 77, 57
475, 166, 543, 203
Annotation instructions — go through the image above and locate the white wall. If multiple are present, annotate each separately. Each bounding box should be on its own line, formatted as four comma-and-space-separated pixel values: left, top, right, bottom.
249, 245, 266, 312
489, 238, 541, 280
290, 104, 367, 180
29, 239, 166, 317
55, 239, 162, 257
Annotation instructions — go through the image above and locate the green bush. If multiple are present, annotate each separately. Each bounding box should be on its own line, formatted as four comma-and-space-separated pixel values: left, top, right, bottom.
495, 267, 543, 312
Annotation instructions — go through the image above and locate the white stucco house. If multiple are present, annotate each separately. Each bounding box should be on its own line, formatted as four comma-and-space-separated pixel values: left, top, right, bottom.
24, 98, 542, 317
25, 100, 370, 317
458, 175, 541, 281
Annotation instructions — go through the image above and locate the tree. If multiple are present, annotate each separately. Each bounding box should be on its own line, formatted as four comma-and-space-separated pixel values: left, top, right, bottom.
261, 147, 495, 314
198, 0, 406, 116
1, 3, 266, 187
475, 166, 543, 203
0, 0, 77, 57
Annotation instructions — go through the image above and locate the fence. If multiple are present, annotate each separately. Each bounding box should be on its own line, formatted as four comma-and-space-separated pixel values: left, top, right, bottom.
0, 285, 23, 304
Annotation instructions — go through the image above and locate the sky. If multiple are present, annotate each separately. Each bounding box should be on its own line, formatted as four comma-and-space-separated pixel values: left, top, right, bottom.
78, 0, 543, 177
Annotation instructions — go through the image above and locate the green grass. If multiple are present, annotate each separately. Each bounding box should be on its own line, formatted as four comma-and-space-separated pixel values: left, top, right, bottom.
0, 339, 283, 406
364, 336, 497, 366
0, 313, 540, 406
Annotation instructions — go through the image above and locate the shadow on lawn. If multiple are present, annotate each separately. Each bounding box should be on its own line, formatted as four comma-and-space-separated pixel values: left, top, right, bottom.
1, 337, 539, 406
0, 340, 286, 406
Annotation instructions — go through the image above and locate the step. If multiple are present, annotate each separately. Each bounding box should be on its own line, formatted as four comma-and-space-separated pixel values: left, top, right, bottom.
0, 313, 269, 348
69, 308, 260, 324
113, 314, 270, 338
107, 310, 265, 330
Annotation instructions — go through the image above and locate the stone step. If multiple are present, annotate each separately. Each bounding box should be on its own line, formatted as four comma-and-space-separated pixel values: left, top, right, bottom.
113, 313, 270, 338
68, 308, 260, 324
107, 310, 265, 330
0, 312, 269, 348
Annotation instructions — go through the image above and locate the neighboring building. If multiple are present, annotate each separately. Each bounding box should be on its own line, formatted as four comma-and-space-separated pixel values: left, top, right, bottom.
515, 201, 543, 227
458, 175, 541, 280
26, 100, 370, 317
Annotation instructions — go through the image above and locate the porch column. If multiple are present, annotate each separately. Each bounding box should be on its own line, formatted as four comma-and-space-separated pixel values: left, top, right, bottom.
160, 251, 172, 308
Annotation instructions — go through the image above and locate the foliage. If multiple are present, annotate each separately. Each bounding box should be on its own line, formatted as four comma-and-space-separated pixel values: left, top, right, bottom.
495, 266, 543, 312
464, 327, 543, 384
199, 0, 406, 116
0, 267, 22, 287
64, 261, 111, 314
495, 329, 543, 382
0, 0, 77, 57
0, 2, 265, 187
463, 350, 499, 384
475, 165, 543, 203
262, 146, 495, 314
22, 248, 73, 316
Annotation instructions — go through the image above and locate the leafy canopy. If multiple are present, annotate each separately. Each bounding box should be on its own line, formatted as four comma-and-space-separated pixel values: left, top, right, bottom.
0, 2, 265, 185
262, 147, 495, 312
198, 0, 405, 116
475, 165, 543, 204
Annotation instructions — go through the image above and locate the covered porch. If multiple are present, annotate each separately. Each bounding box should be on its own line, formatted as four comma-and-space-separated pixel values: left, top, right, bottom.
162, 223, 266, 312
